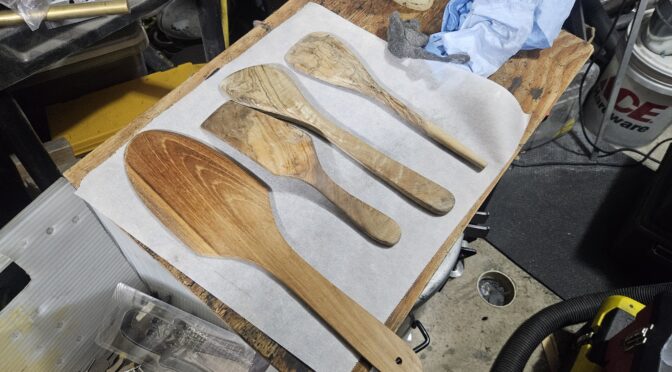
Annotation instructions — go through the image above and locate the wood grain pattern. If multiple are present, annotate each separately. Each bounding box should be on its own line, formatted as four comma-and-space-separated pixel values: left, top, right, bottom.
124, 130, 421, 372
220, 64, 455, 215
64, 1, 593, 370
202, 101, 401, 246
285, 32, 487, 171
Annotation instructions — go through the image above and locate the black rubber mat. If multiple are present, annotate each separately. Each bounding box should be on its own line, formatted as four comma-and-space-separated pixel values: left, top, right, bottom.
485, 127, 655, 299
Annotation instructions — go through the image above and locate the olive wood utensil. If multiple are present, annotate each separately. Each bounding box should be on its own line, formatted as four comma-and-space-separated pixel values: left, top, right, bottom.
285, 32, 487, 171
202, 101, 401, 246
220, 64, 454, 215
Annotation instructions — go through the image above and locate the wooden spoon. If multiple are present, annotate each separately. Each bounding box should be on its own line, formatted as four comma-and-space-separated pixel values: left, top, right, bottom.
285, 32, 487, 171
202, 101, 401, 246
125, 130, 422, 372
220, 64, 454, 215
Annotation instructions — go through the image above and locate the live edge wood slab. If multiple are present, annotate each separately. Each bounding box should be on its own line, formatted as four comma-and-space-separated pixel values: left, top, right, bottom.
64, 1, 593, 370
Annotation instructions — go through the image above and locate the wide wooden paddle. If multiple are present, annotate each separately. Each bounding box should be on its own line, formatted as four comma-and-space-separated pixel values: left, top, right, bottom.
285, 32, 487, 171
124, 130, 421, 372
220, 64, 454, 215
202, 101, 401, 246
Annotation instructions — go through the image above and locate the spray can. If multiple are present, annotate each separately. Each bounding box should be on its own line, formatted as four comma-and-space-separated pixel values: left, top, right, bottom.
584, 14, 672, 148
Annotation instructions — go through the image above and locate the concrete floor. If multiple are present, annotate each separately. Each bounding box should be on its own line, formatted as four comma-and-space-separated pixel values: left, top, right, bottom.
410, 239, 560, 371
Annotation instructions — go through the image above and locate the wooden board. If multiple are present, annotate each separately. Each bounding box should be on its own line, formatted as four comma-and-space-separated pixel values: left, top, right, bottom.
64, 1, 593, 370
286, 31, 487, 170
220, 64, 455, 215
202, 101, 401, 246
125, 130, 420, 371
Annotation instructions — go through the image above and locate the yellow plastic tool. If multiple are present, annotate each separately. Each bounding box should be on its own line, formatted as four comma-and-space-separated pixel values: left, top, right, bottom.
48, 63, 203, 156
571, 295, 645, 372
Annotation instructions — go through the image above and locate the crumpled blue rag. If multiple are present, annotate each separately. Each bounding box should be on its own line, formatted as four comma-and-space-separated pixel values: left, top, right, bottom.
425, 0, 575, 77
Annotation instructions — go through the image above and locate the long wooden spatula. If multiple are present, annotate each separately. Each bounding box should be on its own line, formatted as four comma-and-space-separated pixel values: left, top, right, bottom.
220, 64, 454, 215
285, 32, 487, 171
202, 101, 401, 246
124, 130, 421, 372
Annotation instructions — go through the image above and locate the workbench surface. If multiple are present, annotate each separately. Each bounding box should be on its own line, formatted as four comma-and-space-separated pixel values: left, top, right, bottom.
64, 1, 593, 370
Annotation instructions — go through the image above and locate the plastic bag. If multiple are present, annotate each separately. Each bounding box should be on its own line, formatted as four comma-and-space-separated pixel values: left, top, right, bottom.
97, 283, 258, 372
0, 0, 49, 30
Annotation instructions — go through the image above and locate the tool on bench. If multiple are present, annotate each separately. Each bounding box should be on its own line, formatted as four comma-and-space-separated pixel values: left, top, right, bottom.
202, 101, 401, 246
124, 130, 422, 372
0, 0, 130, 27
286, 32, 486, 170
220, 64, 454, 215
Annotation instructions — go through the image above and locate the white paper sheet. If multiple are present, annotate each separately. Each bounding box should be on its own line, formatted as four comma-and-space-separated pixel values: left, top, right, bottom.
76, 3, 529, 370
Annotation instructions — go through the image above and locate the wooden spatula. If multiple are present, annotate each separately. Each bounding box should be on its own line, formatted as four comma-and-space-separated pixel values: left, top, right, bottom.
220, 64, 454, 215
285, 32, 487, 171
124, 130, 422, 372
202, 101, 401, 246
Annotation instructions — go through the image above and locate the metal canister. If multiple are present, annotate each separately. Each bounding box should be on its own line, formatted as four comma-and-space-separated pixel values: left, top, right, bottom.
643, 0, 672, 56
584, 14, 672, 147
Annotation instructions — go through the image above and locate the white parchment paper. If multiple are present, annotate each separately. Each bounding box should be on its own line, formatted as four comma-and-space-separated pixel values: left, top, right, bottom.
77, 3, 529, 370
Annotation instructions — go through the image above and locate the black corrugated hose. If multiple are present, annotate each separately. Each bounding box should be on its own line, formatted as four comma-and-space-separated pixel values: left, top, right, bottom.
491, 282, 672, 372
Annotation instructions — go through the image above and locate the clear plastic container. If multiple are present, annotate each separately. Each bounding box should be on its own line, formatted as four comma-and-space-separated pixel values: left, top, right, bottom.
96, 283, 258, 372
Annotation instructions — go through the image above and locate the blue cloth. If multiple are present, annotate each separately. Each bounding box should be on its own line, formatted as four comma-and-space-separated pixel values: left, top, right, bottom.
425, 0, 575, 77
443, 0, 473, 31
523, 0, 575, 50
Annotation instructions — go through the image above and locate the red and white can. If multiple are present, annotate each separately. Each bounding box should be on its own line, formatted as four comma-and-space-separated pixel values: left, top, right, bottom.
584, 16, 672, 148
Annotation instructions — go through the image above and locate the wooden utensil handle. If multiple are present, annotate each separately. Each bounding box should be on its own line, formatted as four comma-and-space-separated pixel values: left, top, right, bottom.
377, 90, 488, 171
310, 167, 401, 246
313, 117, 454, 215
268, 249, 422, 372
